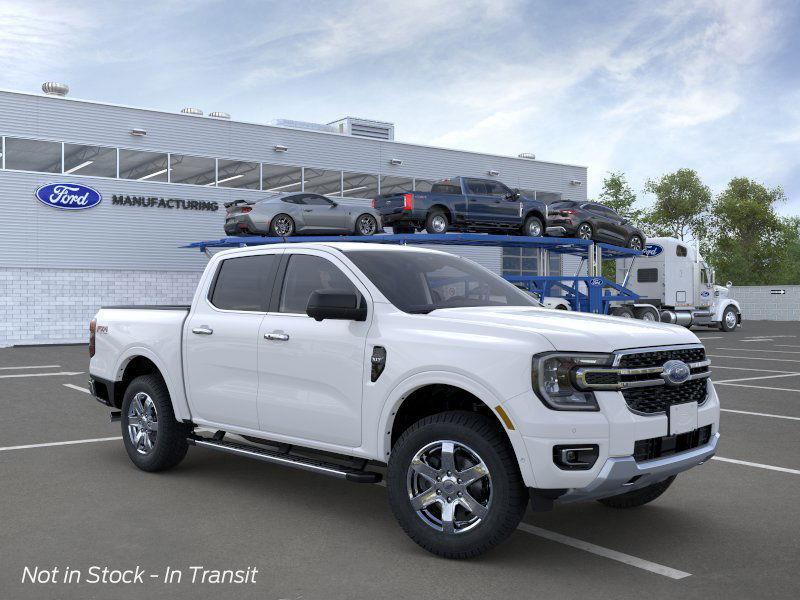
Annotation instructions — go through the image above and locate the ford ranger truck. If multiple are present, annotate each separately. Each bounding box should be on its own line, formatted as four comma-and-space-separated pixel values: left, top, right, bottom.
372, 177, 553, 237
88, 242, 719, 559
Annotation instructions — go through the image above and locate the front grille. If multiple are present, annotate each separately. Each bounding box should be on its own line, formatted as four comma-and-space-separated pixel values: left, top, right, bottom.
622, 378, 708, 414
618, 347, 706, 369
584, 371, 620, 385
633, 425, 713, 462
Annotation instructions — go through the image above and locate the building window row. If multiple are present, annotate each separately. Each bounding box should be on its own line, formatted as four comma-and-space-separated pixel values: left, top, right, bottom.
0, 136, 443, 198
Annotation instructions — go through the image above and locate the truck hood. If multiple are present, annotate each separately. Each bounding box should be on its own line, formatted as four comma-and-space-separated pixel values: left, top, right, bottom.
426, 306, 699, 353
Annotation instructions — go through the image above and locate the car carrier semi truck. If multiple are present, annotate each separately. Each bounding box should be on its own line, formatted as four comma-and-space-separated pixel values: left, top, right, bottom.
612, 237, 742, 331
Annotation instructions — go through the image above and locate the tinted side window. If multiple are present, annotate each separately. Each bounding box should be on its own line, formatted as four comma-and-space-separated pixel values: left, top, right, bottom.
304, 194, 334, 206
210, 254, 278, 311
282, 195, 305, 205
637, 268, 659, 283
484, 181, 511, 197
676, 245, 688, 257
279, 254, 358, 314
465, 179, 489, 195
430, 183, 461, 194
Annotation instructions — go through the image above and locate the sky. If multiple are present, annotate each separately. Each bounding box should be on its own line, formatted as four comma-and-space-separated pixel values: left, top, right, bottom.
1, 0, 799, 214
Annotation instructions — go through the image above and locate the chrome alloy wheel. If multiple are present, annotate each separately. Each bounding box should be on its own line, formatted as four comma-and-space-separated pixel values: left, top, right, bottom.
273, 215, 293, 236
725, 309, 737, 329
406, 440, 492, 534
577, 223, 593, 240
526, 219, 543, 237
127, 392, 158, 455
430, 214, 448, 233
357, 214, 377, 235
629, 236, 643, 251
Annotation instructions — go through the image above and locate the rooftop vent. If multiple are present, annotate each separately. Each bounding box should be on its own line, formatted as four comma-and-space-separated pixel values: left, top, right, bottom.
42, 82, 69, 97
209, 111, 230, 119
518, 152, 536, 160
329, 117, 394, 141
180, 107, 203, 116
269, 119, 337, 134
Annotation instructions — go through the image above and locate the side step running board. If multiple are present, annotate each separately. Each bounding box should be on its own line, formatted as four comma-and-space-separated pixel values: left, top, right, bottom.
187, 435, 382, 483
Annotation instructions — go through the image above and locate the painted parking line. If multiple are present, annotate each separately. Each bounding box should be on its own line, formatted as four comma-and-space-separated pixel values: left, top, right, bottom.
516, 523, 691, 579
712, 456, 800, 476
0, 436, 122, 453
696, 336, 723, 340
0, 364, 61, 370
775, 344, 800, 349
714, 373, 800, 384
721, 408, 800, 421
707, 354, 800, 364
0, 371, 84, 380
64, 383, 91, 394
740, 339, 773, 343
714, 381, 800, 393
715, 348, 800, 355
710, 365, 799, 374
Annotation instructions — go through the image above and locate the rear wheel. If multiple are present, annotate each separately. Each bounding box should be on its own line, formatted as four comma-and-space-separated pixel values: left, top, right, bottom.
269, 214, 295, 237
611, 306, 635, 319
521, 215, 544, 237
121, 375, 189, 472
719, 306, 738, 332
598, 476, 676, 508
387, 411, 527, 559
634, 306, 659, 322
425, 210, 449, 234
627, 235, 644, 251
576, 222, 593, 240
355, 213, 379, 236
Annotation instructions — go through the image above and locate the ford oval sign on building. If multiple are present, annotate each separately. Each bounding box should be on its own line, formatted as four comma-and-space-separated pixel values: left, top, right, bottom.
642, 244, 663, 257
35, 183, 102, 210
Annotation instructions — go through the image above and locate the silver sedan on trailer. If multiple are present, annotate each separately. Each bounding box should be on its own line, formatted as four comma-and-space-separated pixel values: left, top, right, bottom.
224, 192, 383, 237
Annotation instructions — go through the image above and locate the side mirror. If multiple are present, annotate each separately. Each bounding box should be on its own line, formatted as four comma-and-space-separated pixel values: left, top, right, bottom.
726, 281, 732, 288
329, 201, 338, 208
306, 290, 366, 322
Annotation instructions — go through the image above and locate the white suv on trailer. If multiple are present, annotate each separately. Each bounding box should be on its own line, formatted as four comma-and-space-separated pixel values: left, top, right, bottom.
88, 242, 720, 558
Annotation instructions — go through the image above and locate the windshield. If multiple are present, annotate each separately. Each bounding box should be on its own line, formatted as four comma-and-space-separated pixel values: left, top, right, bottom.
344, 250, 540, 314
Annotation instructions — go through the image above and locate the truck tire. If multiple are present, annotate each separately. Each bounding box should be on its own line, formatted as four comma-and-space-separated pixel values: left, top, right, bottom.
269, 214, 295, 237
121, 374, 189, 472
387, 411, 528, 559
521, 215, 544, 237
425, 209, 449, 234
719, 306, 738, 332
611, 306, 635, 319
634, 306, 659, 322
598, 475, 676, 509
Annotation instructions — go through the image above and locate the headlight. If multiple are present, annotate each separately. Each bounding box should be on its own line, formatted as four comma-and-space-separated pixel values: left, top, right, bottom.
531, 352, 613, 411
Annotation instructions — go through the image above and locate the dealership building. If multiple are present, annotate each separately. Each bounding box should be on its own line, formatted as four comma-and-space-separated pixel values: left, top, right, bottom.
0, 85, 587, 346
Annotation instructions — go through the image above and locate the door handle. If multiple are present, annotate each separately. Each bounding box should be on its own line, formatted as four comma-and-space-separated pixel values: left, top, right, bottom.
264, 332, 290, 341
192, 327, 213, 335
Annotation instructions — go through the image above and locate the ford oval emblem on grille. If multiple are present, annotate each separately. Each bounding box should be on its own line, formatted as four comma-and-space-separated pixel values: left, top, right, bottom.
662, 360, 691, 386
35, 183, 102, 210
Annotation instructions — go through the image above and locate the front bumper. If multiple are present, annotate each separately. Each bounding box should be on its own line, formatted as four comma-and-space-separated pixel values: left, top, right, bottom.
558, 432, 719, 503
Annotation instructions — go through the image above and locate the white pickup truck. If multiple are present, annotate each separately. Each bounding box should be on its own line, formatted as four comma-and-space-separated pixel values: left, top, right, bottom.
89, 242, 720, 558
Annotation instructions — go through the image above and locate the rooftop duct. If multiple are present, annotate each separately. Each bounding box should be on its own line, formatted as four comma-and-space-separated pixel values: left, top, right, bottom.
209, 111, 230, 119
269, 119, 337, 134
180, 107, 203, 116
42, 82, 69, 97
329, 117, 394, 141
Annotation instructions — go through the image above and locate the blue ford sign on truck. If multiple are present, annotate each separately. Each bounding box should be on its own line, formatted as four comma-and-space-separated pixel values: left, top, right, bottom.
35, 183, 102, 210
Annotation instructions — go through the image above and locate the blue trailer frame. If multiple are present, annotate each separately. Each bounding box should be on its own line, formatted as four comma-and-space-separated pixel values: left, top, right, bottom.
185, 233, 641, 315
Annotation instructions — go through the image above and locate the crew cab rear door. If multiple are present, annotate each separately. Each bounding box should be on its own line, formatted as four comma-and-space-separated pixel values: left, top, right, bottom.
256, 249, 370, 447
184, 251, 282, 430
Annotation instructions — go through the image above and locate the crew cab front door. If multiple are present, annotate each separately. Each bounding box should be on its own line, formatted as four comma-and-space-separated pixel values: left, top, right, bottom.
256, 250, 369, 447
184, 251, 281, 430
465, 179, 518, 226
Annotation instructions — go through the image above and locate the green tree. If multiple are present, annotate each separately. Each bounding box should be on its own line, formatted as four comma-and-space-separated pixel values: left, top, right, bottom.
706, 178, 797, 285
642, 169, 711, 241
597, 171, 643, 226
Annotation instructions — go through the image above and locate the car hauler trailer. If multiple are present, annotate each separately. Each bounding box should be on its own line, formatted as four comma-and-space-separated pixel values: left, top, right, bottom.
612, 237, 741, 331
186, 233, 641, 316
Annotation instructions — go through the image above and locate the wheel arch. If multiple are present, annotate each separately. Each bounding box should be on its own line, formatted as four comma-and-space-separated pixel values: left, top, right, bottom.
523, 209, 546, 225
713, 299, 741, 323
378, 372, 536, 486
428, 203, 454, 223
113, 348, 191, 420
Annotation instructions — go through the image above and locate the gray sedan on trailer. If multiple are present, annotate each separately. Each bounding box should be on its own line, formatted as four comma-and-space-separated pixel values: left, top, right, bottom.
224, 192, 383, 237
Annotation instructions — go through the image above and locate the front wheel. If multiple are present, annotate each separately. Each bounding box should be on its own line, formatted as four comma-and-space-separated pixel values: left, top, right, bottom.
598, 476, 676, 508
387, 411, 528, 559
719, 306, 738, 332
354, 213, 379, 236
576, 222, 593, 240
121, 375, 189, 472
521, 215, 544, 237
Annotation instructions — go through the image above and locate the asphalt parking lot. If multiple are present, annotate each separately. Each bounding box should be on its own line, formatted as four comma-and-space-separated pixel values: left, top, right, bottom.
1, 321, 799, 600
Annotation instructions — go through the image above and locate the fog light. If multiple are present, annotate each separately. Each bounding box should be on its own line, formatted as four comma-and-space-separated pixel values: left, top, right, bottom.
553, 444, 599, 470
